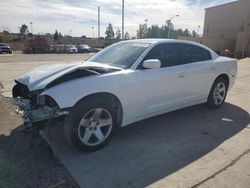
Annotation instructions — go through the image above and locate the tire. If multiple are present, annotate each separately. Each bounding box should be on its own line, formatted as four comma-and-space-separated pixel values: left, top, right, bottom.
207, 77, 228, 109
64, 97, 117, 152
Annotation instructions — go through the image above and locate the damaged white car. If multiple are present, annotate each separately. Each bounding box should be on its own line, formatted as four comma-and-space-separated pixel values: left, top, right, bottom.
12, 39, 237, 152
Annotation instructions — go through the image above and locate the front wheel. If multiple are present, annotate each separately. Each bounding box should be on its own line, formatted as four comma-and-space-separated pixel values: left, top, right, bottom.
64, 98, 116, 152
207, 77, 228, 109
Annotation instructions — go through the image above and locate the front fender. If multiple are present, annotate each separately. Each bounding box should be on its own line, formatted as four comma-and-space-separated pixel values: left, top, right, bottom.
41, 70, 139, 123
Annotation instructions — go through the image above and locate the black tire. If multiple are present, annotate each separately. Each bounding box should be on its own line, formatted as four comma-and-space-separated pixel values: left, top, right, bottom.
207, 77, 228, 109
64, 96, 117, 152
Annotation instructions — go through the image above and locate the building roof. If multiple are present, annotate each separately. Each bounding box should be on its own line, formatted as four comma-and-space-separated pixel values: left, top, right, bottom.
205, 0, 238, 10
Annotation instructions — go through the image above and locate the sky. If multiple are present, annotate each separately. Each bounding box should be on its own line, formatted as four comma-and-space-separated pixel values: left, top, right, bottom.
0, 0, 236, 37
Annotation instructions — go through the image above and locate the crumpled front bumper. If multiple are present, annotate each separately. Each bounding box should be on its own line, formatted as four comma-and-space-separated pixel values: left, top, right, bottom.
12, 98, 69, 129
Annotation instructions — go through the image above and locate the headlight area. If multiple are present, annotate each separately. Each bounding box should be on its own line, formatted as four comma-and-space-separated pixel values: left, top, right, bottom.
13, 93, 69, 131
37, 95, 58, 107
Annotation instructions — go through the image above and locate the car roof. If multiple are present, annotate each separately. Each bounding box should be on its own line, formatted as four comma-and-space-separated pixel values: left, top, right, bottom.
125, 38, 202, 45
124, 38, 216, 54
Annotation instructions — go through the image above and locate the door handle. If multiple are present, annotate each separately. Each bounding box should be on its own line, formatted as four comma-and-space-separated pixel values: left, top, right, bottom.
178, 72, 185, 78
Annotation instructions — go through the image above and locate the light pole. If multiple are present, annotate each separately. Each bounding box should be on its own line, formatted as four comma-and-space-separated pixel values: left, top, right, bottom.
92, 26, 95, 38
197, 25, 201, 37
98, 6, 100, 46
30, 22, 33, 34
166, 15, 179, 39
122, 0, 124, 40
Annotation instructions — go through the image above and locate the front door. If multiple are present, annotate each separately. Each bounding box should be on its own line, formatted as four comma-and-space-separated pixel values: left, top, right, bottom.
136, 43, 187, 115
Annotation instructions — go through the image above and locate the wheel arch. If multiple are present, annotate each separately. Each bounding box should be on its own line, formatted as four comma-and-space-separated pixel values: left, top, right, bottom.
214, 73, 230, 88
73, 92, 123, 126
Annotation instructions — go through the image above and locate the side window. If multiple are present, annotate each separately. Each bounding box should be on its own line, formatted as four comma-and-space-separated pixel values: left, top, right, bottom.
142, 43, 181, 68
180, 44, 212, 64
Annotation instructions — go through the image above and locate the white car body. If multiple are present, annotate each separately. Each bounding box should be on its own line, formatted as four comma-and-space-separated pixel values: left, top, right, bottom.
13, 39, 237, 128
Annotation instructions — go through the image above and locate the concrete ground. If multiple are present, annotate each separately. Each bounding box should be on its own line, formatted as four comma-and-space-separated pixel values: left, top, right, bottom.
0, 54, 250, 188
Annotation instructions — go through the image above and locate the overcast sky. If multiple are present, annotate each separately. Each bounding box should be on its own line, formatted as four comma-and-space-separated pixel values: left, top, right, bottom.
0, 0, 236, 37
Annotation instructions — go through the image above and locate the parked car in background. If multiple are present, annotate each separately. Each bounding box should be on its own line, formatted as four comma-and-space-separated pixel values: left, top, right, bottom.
76, 44, 91, 53
66, 45, 78, 53
0, 43, 12, 54
12, 39, 237, 152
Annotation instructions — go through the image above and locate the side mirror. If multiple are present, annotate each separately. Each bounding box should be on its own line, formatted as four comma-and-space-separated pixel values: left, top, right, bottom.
142, 59, 161, 69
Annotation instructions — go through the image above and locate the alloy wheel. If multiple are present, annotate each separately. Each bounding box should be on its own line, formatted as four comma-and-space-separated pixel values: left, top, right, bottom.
78, 108, 113, 146
213, 82, 226, 105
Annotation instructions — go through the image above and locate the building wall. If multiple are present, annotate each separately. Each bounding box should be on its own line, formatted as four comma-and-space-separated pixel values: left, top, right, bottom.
178, 36, 235, 52
204, 0, 250, 40
203, 0, 250, 54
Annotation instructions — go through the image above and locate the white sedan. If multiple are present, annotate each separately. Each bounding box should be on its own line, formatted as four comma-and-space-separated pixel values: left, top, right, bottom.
12, 39, 237, 152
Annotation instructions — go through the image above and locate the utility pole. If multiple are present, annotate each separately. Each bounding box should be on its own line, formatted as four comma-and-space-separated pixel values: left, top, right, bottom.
92, 26, 94, 38
122, 0, 124, 40
98, 6, 100, 47
166, 15, 179, 39
30, 22, 33, 34
197, 25, 201, 37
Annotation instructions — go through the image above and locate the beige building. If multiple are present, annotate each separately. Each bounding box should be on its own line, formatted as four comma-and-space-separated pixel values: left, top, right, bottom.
203, 0, 250, 56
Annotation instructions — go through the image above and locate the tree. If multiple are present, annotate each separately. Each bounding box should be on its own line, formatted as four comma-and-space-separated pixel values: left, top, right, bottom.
147, 25, 161, 38
105, 23, 114, 43
183, 29, 191, 37
1, 30, 11, 42
54, 30, 59, 41
137, 23, 148, 39
19, 24, 29, 35
124, 32, 130, 40
58, 32, 63, 41
115, 28, 121, 40
166, 20, 174, 30
192, 30, 198, 38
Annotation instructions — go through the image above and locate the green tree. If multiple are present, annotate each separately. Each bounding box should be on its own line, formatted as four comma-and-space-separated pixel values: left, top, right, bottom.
19, 24, 29, 35
137, 23, 148, 39
124, 32, 130, 40
192, 30, 198, 38
171, 28, 185, 39
147, 25, 161, 38
183, 29, 191, 37
58, 32, 63, 41
115, 28, 121, 40
105, 23, 114, 43
1, 30, 11, 42
54, 30, 59, 41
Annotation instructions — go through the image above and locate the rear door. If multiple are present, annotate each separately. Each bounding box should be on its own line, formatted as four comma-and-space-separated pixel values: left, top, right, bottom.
135, 43, 187, 115
179, 43, 215, 104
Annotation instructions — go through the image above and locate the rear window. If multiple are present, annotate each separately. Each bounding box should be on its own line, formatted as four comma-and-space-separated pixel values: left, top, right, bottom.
180, 44, 211, 64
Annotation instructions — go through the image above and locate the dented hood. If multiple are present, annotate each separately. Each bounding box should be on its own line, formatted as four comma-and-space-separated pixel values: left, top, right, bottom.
16, 61, 122, 91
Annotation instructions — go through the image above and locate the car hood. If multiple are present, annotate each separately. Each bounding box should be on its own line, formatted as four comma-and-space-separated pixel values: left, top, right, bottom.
15, 61, 122, 91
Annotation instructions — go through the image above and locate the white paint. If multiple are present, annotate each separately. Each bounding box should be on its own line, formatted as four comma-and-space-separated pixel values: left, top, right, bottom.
15, 39, 237, 127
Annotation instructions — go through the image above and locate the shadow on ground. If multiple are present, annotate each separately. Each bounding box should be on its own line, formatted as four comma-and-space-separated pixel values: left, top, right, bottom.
42, 102, 250, 188
0, 95, 79, 188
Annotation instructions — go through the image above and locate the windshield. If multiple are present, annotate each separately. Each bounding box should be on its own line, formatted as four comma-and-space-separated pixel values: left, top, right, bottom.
87, 41, 150, 68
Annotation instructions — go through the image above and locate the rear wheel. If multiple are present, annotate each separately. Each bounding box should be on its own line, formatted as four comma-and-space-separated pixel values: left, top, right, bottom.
64, 97, 116, 152
207, 77, 228, 109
